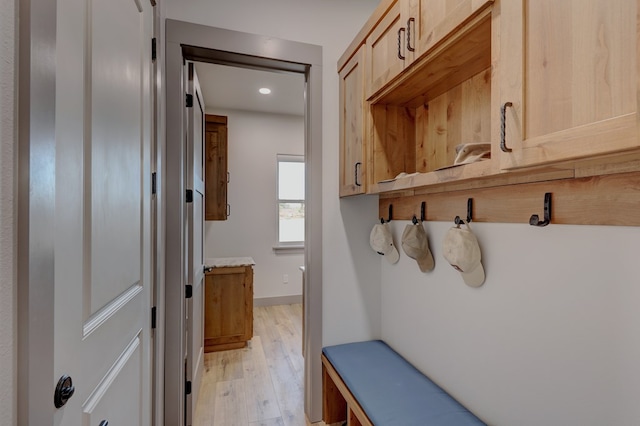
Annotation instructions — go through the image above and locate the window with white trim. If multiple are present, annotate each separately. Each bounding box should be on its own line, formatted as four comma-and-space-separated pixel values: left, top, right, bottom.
277, 154, 305, 246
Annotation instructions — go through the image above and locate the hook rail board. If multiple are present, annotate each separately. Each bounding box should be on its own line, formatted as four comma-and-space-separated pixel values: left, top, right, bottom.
378, 171, 640, 227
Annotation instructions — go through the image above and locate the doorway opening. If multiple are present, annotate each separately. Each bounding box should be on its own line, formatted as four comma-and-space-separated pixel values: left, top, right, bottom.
165, 20, 323, 424
194, 60, 306, 424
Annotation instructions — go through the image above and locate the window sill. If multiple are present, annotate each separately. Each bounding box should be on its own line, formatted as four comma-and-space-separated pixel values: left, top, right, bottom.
272, 244, 304, 254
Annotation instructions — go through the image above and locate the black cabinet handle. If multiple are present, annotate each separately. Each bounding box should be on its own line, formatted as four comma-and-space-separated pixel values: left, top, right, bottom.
355, 162, 362, 187
99, 421, 109, 426
407, 18, 415, 52
397, 28, 406, 60
500, 102, 513, 152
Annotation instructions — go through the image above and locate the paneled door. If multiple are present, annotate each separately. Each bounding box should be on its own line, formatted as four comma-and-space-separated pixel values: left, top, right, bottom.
184, 61, 206, 426
51, 0, 153, 424
500, 0, 640, 170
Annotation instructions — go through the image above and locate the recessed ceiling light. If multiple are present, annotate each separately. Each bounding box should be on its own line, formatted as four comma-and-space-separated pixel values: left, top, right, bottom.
259, 87, 271, 95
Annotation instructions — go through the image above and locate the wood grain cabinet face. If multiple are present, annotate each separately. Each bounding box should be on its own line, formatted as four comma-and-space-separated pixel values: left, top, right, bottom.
205, 114, 228, 220
366, 0, 493, 99
339, 46, 367, 197
204, 265, 254, 352
368, 5, 493, 186
411, 0, 493, 57
500, 0, 640, 170
366, 1, 409, 98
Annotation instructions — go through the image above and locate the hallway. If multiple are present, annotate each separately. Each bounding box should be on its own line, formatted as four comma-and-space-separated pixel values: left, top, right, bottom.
194, 304, 305, 426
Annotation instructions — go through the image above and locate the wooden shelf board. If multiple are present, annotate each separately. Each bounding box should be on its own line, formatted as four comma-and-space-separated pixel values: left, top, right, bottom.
378, 171, 640, 227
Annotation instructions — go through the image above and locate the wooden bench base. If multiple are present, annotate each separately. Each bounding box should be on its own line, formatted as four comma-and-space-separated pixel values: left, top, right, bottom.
322, 353, 371, 426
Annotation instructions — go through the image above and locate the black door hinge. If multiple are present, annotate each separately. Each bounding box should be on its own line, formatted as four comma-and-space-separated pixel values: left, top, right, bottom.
151, 38, 157, 61
185, 94, 193, 108
151, 306, 157, 329
151, 172, 157, 195
185, 285, 193, 299
185, 189, 193, 203
185, 381, 192, 395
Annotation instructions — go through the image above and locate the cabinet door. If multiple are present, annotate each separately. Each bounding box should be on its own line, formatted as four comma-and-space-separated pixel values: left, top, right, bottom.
339, 46, 367, 197
366, 0, 409, 98
500, 0, 640, 170
205, 114, 229, 220
411, 0, 493, 56
204, 266, 253, 352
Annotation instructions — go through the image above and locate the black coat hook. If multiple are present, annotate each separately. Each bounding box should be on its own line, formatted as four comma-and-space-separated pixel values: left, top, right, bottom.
530, 193, 551, 227
381, 204, 393, 223
454, 198, 473, 225
412, 202, 426, 224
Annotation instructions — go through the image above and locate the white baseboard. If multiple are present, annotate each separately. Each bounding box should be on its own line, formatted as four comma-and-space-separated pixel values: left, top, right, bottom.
254, 295, 302, 307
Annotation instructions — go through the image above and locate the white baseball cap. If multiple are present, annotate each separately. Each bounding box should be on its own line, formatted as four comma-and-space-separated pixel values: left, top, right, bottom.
401, 223, 434, 272
454, 142, 491, 165
442, 223, 485, 287
370, 222, 400, 264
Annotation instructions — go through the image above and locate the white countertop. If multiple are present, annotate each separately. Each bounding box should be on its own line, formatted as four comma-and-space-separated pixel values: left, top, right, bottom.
205, 257, 255, 268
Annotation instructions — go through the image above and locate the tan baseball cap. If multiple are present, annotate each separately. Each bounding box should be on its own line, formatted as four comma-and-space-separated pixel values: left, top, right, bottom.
401, 223, 434, 272
370, 222, 400, 264
442, 223, 485, 287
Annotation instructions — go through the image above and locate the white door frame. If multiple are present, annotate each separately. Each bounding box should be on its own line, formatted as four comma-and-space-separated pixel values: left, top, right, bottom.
17, 0, 57, 421
164, 19, 325, 422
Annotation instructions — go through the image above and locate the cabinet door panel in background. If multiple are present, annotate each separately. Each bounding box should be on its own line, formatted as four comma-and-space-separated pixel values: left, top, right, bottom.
501, 0, 639, 170
205, 114, 228, 220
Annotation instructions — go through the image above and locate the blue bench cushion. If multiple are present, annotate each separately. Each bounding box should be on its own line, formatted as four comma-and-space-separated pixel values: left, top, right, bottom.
323, 340, 485, 426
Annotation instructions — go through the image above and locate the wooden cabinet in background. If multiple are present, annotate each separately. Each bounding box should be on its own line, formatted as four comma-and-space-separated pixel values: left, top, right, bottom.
339, 45, 367, 196
499, 0, 640, 170
205, 114, 228, 220
204, 264, 254, 352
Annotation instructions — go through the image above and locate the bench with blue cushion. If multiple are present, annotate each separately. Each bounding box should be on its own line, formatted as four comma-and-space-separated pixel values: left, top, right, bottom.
322, 340, 486, 425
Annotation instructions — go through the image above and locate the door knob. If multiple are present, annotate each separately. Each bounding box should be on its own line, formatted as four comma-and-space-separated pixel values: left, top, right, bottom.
54, 375, 75, 408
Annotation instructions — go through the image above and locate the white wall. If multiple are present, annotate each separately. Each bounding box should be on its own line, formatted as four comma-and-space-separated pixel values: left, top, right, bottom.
0, 0, 16, 423
166, 0, 381, 340
381, 220, 640, 425
204, 108, 305, 300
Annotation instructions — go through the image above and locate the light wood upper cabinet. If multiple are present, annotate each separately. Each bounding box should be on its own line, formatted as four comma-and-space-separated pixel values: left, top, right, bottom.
368, 6, 494, 188
341, 0, 640, 197
366, 0, 493, 99
411, 0, 493, 57
500, 0, 640, 170
366, 1, 410, 98
205, 114, 229, 220
339, 46, 367, 197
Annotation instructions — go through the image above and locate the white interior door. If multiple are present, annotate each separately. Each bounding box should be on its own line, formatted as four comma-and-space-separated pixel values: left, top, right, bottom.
184, 61, 206, 426
53, 0, 153, 424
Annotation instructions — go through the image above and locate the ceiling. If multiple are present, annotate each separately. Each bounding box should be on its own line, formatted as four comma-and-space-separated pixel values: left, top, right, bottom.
194, 62, 305, 116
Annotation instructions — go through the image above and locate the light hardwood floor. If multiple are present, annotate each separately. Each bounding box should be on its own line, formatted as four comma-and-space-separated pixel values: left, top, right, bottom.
194, 304, 310, 426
